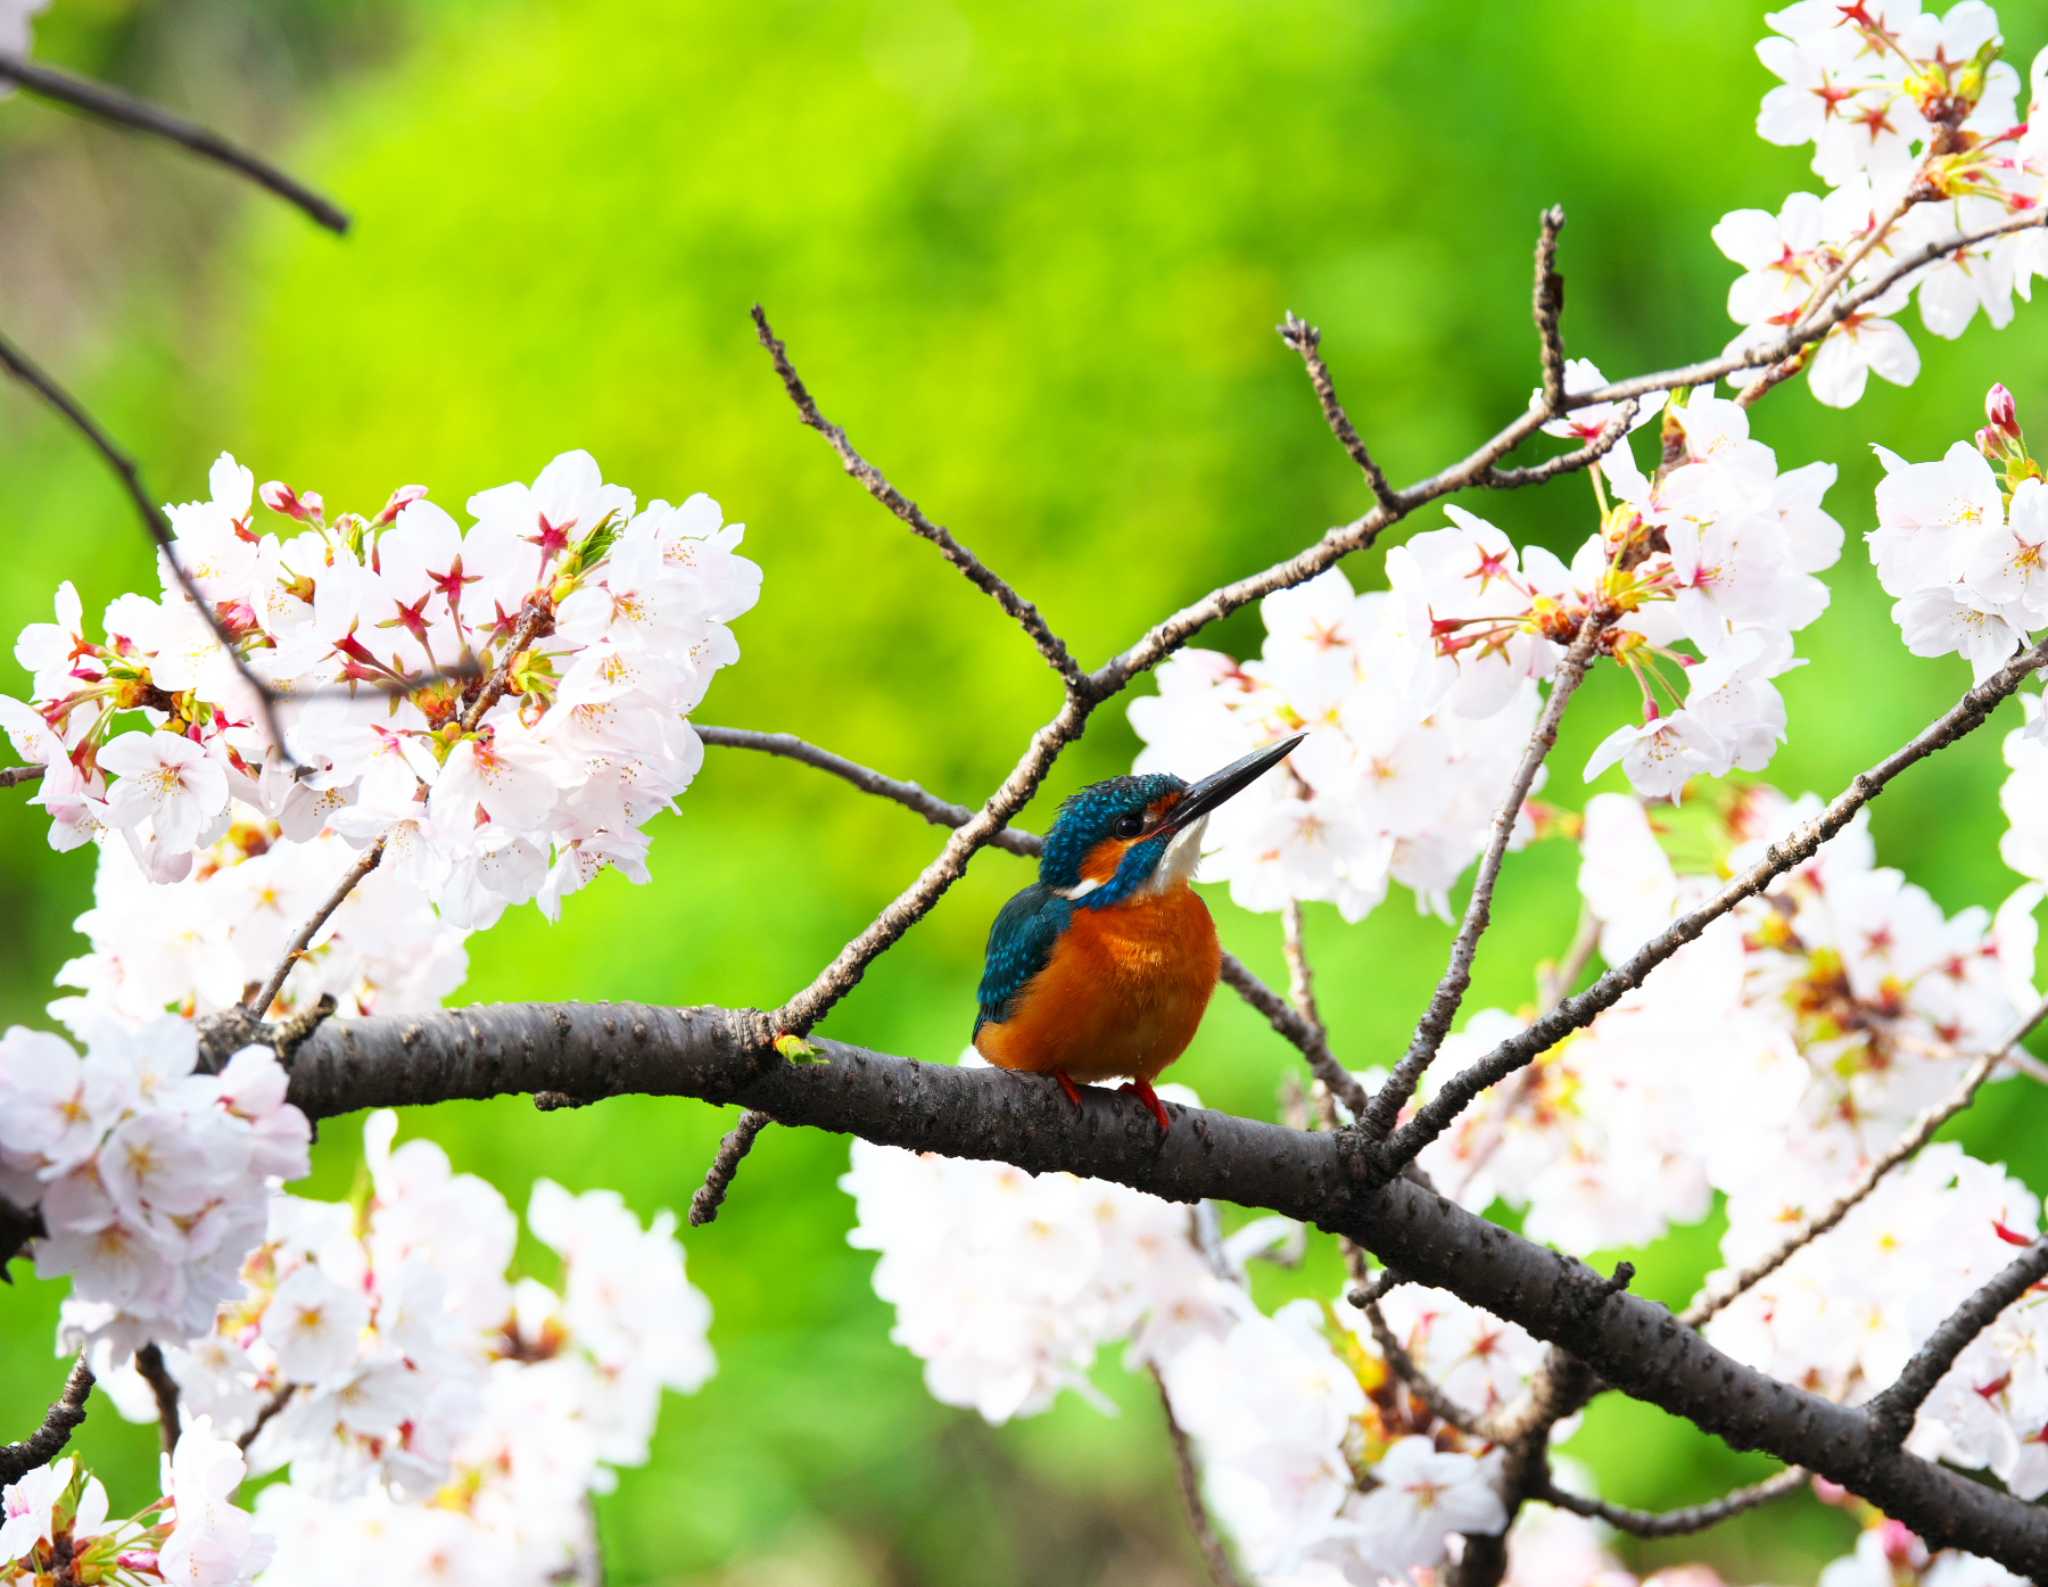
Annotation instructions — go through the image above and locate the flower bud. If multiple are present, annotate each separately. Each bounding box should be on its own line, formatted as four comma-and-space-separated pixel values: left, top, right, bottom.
1987, 382, 2020, 436
376, 484, 429, 526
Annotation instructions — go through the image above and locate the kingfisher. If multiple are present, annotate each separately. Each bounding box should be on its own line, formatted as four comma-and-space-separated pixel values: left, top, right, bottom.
972, 736, 1305, 1132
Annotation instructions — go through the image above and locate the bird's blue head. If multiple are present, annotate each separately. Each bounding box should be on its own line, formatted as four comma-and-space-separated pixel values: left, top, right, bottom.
1038, 736, 1305, 910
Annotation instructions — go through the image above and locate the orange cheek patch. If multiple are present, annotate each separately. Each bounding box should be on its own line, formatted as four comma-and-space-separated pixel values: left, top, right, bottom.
1081, 837, 1134, 882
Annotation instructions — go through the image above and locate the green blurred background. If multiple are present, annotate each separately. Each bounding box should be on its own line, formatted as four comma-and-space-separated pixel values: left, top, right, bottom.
4, 1, 2047, 1580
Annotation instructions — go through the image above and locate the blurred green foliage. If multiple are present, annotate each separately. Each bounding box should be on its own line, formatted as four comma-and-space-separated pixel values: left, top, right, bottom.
5, 0, 2048, 1580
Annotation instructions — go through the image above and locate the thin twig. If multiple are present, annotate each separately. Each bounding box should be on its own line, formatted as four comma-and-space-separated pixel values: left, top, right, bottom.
1363, 615, 1606, 1139
1275, 314, 1400, 512
688, 1109, 771, 1227
1535, 1467, 1809, 1538
1482, 399, 1637, 488
0, 765, 45, 789
1363, 1298, 1499, 1441
0, 331, 295, 760
1533, 206, 1568, 413
697, 726, 1038, 857
0, 1357, 93, 1485
1150, 1366, 1249, 1587
1683, 995, 2048, 1328
237, 1384, 295, 1454
1383, 635, 2048, 1170
245, 842, 384, 1015
1279, 903, 1371, 1116
0, 51, 348, 233
134, 1343, 181, 1455
1868, 1234, 2048, 1443
750, 307, 1086, 693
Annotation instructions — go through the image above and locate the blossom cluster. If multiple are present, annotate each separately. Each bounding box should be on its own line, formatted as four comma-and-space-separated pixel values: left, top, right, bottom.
844, 1072, 1525, 1584
1724, 0, 2048, 407
0, 1016, 307, 1356
1130, 389, 1845, 924
1419, 787, 2035, 1253
0, 1421, 269, 1587
86, 1111, 715, 1586
1710, 1142, 2048, 1498
1, 449, 758, 960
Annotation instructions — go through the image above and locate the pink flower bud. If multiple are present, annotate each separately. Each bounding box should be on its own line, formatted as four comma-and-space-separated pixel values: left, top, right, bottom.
260, 481, 324, 523
1987, 383, 2019, 436
1877, 1518, 1924, 1567
376, 484, 429, 526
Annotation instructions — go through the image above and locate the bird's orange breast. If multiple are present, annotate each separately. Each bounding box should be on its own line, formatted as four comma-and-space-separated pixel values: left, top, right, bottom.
974, 885, 1220, 1085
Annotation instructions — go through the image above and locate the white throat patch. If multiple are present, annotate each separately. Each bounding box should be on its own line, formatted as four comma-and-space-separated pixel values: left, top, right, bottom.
1140, 814, 1209, 896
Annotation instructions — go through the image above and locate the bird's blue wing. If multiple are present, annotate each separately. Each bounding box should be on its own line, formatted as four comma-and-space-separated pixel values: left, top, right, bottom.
974, 883, 1072, 1038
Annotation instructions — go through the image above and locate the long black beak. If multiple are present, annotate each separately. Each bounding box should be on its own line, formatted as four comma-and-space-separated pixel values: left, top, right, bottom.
1158, 734, 1306, 835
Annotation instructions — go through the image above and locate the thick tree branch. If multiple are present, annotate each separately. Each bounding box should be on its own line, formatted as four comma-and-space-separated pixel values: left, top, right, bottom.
1383, 635, 2048, 1171
1683, 996, 2048, 1329
1535, 1467, 1809, 1539
751, 307, 1086, 693
1364, 616, 1606, 1139
1275, 314, 1400, 512
277, 1003, 2048, 1575
0, 1357, 92, 1485
1867, 1235, 2048, 1444
0, 51, 348, 233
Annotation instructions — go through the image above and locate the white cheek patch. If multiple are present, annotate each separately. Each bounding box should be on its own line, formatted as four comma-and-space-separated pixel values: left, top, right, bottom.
1056, 876, 1105, 901
1142, 815, 1209, 895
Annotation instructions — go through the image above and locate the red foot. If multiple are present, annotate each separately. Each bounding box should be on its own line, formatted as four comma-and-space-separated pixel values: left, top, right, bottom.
1052, 1069, 1085, 1110
1120, 1077, 1173, 1133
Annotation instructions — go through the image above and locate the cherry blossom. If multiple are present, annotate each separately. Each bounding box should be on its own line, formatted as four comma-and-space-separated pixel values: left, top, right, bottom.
0, 449, 758, 942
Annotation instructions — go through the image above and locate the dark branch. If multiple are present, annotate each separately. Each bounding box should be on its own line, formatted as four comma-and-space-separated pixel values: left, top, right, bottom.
1868, 1235, 2048, 1443
750, 307, 1086, 693
689, 1108, 771, 1227
1152, 1367, 1248, 1587
0, 1357, 93, 1484
1535, 1467, 1809, 1539
1481, 399, 1637, 489
1383, 635, 2048, 1170
1532, 207, 1567, 413
1275, 313, 1401, 512
0, 51, 348, 233
0, 764, 46, 789
237, 1384, 294, 1454
134, 1342, 181, 1455
278, 1002, 2048, 1574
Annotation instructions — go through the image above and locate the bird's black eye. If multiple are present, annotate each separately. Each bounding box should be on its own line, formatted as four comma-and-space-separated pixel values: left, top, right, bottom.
1112, 812, 1145, 838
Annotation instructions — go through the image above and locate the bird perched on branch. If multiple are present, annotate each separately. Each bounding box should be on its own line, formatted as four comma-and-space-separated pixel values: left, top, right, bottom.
973, 737, 1305, 1132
